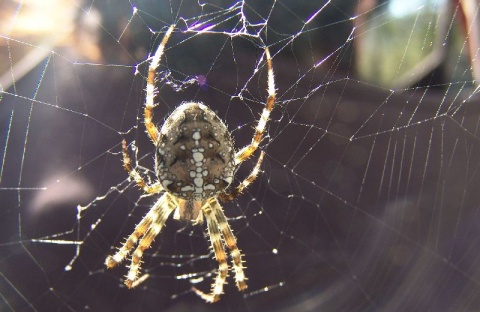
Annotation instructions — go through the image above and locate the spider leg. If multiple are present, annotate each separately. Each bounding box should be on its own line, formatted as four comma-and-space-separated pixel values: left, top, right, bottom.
106, 192, 168, 268
219, 151, 265, 202
106, 208, 154, 268
211, 199, 247, 290
144, 25, 175, 143
235, 47, 275, 165
122, 139, 163, 194
192, 201, 229, 303
125, 193, 177, 288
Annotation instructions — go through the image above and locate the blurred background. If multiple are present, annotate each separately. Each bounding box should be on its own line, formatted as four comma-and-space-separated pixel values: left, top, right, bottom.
1, 0, 480, 311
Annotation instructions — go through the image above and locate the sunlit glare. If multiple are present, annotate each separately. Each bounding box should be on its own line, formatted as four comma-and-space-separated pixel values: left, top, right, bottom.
388, 0, 446, 17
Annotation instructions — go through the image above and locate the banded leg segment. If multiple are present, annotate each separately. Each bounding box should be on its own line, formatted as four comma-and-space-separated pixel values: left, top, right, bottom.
211, 199, 247, 290
193, 202, 229, 303
144, 25, 174, 143
106, 193, 167, 268
235, 47, 275, 164
124, 194, 176, 288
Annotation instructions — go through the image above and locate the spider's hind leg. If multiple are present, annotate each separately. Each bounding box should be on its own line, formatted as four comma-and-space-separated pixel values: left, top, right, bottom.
192, 199, 247, 302
124, 193, 176, 288
106, 193, 167, 269
192, 200, 229, 303
211, 199, 247, 290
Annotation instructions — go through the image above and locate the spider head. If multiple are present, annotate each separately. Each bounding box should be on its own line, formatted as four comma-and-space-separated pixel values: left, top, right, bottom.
155, 102, 236, 201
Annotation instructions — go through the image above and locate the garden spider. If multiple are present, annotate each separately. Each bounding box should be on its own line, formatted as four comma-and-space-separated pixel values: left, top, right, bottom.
105, 25, 276, 303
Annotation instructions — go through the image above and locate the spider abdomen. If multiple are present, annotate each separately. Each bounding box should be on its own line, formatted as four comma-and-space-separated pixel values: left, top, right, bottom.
156, 102, 236, 200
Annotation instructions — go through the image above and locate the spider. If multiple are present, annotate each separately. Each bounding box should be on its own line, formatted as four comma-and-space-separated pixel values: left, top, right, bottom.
105, 25, 276, 303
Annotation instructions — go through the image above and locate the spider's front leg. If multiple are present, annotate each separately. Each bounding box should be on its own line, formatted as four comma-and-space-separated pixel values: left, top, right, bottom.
221, 47, 274, 202
144, 25, 174, 143
235, 47, 275, 165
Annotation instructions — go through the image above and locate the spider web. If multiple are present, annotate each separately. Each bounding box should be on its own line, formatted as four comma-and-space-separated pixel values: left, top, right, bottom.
1, 0, 480, 311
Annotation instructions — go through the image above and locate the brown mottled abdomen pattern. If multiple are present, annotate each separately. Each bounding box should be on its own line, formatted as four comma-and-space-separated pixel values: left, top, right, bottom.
155, 102, 236, 200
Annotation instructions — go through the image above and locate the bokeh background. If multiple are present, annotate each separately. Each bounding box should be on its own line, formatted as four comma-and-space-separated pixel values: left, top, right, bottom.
1, 0, 480, 311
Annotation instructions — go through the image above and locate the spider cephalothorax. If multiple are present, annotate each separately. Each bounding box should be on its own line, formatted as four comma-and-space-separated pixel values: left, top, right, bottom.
106, 25, 275, 303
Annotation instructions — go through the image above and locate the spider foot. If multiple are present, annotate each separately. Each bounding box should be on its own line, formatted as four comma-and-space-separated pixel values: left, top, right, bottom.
191, 286, 221, 303
125, 271, 141, 289
125, 279, 134, 289
105, 254, 123, 268
233, 262, 248, 290
126, 274, 150, 289
236, 280, 248, 291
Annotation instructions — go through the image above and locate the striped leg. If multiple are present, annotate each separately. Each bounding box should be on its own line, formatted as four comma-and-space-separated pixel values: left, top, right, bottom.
235, 47, 275, 164
122, 139, 163, 194
124, 195, 176, 288
219, 151, 265, 202
106, 193, 167, 269
144, 25, 174, 144
193, 202, 229, 303
211, 199, 247, 290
